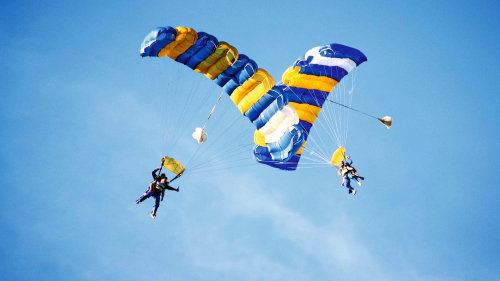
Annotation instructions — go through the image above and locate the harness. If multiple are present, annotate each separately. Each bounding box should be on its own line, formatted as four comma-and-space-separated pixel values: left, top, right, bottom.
155, 181, 166, 192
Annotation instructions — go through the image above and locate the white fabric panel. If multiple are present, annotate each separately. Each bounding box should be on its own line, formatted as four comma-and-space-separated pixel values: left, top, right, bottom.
305, 47, 356, 73
264, 117, 289, 143
260, 105, 299, 143
258, 110, 287, 136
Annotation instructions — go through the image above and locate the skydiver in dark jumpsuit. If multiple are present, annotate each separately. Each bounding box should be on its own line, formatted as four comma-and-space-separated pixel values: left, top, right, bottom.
136, 167, 179, 219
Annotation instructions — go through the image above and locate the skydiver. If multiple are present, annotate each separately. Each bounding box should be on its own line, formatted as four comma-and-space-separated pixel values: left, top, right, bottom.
339, 163, 357, 195
342, 156, 364, 186
135, 167, 179, 219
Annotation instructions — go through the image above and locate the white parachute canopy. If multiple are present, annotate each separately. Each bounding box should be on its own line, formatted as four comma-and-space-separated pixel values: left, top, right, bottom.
192, 127, 208, 143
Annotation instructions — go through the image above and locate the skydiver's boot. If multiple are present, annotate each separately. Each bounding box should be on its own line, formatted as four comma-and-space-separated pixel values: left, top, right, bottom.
176, 187, 179, 192
151, 212, 156, 219
357, 181, 362, 186
353, 190, 357, 196
135, 199, 140, 204
348, 189, 352, 194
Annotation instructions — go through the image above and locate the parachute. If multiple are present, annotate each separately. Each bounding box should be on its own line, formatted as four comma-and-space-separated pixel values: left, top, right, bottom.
141, 26, 304, 164
330, 146, 346, 167
141, 26, 387, 172
253, 44, 368, 170
161, 156, 185, 175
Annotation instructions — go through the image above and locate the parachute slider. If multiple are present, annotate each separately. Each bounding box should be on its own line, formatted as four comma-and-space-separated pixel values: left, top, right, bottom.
192, 127, 208, 143
378, 116, 392, 129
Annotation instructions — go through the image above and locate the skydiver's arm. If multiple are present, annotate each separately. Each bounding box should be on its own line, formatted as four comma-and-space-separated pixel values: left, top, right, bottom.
163, 183, 177, 191
152, 167, 160, 180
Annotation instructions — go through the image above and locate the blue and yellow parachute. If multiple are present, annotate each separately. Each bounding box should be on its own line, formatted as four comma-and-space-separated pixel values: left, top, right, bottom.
141, 26, 366, 170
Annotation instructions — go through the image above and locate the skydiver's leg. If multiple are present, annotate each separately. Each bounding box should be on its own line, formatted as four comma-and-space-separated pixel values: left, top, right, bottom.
353, 173, 364, 180
151, 195, 160, 217
345, 178, 353, 192
351, 175, 362, 186
137, 190, 154, 204
346, 181, 357, 195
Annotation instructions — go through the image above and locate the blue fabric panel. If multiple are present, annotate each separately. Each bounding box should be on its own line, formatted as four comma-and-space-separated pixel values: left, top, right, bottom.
214, 72, 235, 87
282, 85, 329, 109
267, 125, 304, 155
225, 54, 252, 76
222, 78, 240, 95
299, 120, 313, 135
213, 54, 254, 87
285, 87, 328, 108
236, 61, 257, 84
267, 129, 293, 153
302, 89, 328, 107
271, 136, 304, 162
316, 44, 367, 66
295, 120, 313, 143
222, 59, 258, 96
140, 27, 177, 57
185, 34, 218, 70
252, 95, 284, 130
245, 86, 282, 122
253, 146, 300, 171
176, 32, 218, 65
293, 58, 349, 82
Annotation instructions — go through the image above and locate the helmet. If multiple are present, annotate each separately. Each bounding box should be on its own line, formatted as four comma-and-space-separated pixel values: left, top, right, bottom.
160, 173, 167, 179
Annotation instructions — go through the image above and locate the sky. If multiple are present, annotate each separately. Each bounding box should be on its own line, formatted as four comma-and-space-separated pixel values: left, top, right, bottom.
1, 0, 500, 280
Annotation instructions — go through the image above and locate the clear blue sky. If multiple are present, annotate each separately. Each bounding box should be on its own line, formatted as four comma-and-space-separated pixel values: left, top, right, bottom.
1, 0, 499, 280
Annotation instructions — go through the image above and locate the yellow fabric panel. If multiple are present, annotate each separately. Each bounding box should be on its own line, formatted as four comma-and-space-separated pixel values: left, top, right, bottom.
230, 69, 274, 112
289, 102, 321, 124
282, 67, 338, 92
205, 43, 238, 80
158, 27, 198, 60
237, 75, 274, 114
330, 146, 346, 166
254, 130, 267, 147
194, 42, 237, 75
296, 141, 306, 156
161, 156, 185, 175
281, 66, 295, 83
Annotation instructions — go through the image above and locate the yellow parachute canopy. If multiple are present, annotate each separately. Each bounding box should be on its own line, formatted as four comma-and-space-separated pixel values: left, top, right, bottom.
330, 146, 346, 167
161, 156, 185, 175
